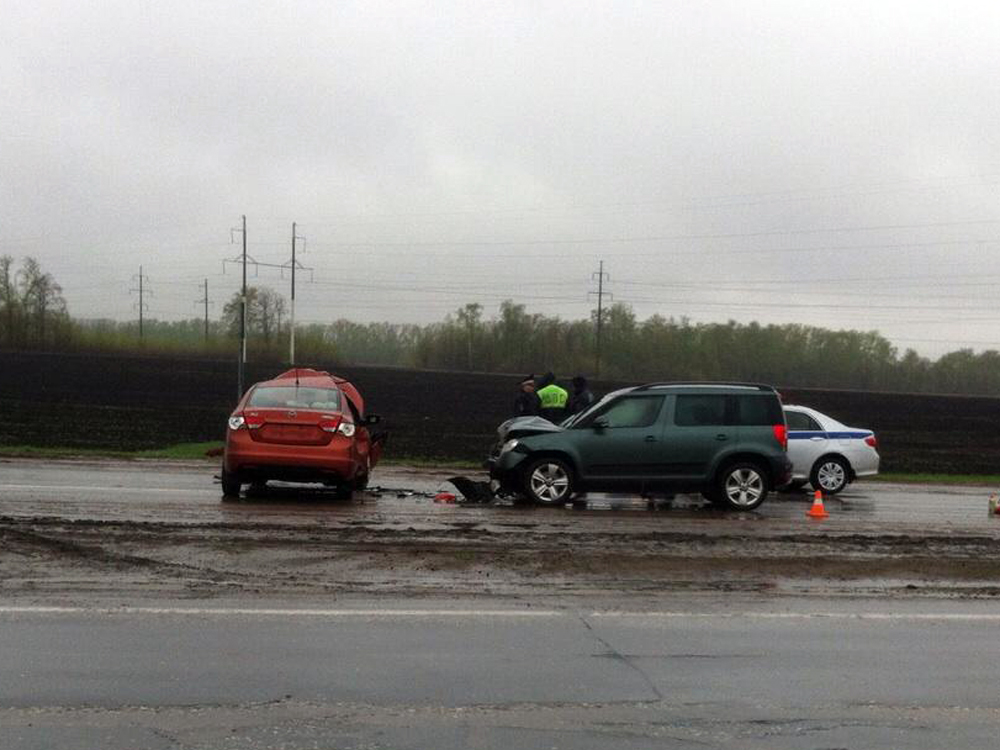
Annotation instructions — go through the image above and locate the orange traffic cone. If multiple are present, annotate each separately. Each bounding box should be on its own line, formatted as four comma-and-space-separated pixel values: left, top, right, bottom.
807, 489, 829, 519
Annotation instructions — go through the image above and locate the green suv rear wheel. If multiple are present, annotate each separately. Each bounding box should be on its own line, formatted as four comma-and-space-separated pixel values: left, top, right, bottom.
717, 462, 768, 511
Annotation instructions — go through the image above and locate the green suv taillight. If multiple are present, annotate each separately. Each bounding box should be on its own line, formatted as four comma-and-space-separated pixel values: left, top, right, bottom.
772, 423, 787, 450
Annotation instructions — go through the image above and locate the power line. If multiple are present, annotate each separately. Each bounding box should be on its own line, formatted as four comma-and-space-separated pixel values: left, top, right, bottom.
305, 218, 1000, 250
258, 172, 1000, 224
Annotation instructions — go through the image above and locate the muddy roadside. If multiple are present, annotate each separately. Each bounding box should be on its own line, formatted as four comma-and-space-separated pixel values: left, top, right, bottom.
3, 458, 1000, 605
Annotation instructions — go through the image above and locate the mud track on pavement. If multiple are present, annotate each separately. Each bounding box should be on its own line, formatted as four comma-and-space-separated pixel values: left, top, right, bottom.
4, 506, 1000, 603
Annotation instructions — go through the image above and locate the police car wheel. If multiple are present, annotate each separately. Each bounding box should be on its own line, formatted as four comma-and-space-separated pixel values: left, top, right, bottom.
811, 457, 849, 495
523, 458, 574, 505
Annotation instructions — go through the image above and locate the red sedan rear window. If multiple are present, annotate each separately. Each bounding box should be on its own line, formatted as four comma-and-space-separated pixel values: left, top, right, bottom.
247, 386, 341, 410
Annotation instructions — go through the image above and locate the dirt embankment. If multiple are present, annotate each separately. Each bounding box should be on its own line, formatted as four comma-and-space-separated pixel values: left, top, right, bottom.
3, 349, 1000, 472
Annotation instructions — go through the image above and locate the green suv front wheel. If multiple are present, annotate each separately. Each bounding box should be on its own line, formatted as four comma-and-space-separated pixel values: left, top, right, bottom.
523, 457, 575, 506
716, 462, 769, 511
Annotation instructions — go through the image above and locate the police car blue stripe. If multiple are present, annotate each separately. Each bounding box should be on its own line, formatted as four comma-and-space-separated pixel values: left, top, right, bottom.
788, 431, 872, 440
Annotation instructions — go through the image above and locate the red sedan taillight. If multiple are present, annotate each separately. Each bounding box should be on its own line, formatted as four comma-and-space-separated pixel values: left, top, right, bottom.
772, 424, 788, 450
318, 416, 342, 433
228, 414, 262, 431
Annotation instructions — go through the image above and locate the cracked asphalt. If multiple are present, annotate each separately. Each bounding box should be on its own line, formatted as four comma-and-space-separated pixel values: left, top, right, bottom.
4, 603, 1000, 749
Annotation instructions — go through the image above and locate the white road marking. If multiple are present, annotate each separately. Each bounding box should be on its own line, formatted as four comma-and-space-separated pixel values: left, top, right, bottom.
592, 611, 1000, 621
0, 606, 564, 618
0, 606, 998, 621
0, 484, 211, 494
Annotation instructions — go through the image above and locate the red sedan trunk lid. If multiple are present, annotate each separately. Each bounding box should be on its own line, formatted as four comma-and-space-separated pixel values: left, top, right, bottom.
245, 408, 341, 446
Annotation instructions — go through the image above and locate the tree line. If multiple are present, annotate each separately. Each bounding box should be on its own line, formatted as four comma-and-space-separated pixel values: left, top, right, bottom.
0, 256, 73, 349
2, 257, 1000, 395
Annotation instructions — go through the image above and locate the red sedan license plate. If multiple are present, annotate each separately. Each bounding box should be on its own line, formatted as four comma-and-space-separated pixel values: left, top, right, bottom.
261, 424, 320, 444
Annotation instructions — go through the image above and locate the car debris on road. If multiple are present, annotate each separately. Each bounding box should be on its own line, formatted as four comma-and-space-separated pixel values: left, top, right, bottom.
447, 476, 495, 504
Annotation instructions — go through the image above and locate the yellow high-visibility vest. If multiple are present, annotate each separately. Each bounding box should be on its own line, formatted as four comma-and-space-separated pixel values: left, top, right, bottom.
537, 384, 568, 409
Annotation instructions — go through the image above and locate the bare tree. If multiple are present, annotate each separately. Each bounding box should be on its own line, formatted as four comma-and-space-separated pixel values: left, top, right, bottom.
0, 255, 16, 346
17, 257, 66, 346
221, 286, 287, 344
256, 287, 287, 344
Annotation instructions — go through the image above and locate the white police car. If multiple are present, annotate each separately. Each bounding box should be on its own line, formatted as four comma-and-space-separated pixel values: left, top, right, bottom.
783, 405, 880, 494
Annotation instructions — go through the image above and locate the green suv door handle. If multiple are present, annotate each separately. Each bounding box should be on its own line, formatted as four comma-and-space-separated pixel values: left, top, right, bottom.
644, 435, 657, 442
716, 434, 729, 441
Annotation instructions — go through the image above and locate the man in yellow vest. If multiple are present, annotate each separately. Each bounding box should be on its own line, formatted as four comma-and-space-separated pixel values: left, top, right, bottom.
536, 371, 569, 423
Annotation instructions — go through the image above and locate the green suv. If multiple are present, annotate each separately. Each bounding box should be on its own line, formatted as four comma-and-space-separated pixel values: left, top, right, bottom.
488, 383, 792, 510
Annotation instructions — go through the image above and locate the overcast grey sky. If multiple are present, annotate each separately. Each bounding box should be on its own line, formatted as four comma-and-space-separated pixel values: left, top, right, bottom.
4, 0, 1000, 357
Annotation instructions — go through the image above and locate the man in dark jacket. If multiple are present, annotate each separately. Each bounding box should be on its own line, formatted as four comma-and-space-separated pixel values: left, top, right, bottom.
513, 374, 541, 417
567, 375, 595, 415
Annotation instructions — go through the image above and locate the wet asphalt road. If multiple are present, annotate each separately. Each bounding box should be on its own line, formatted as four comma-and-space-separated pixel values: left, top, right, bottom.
0, 456, 997, 529
3, 600, 1000, 749
3, 458, 1000, 748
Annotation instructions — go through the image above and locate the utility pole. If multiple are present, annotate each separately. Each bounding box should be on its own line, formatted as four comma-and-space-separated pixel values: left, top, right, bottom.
241, 215, 247, 391
230, 216, 248, 398
139, 266, 144, 340
203, 279, 210, 342
588, 261, 611, 377
195, 279, 213, 343
222, 221, 312, 379
130, 266, 151, 342
288, 222, 306, 365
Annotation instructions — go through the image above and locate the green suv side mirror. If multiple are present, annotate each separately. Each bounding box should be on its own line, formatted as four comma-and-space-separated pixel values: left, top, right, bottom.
592, 416, 609, 430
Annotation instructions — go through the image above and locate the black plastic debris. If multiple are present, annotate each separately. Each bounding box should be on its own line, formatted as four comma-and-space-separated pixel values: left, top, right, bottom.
448, 476, 495, 504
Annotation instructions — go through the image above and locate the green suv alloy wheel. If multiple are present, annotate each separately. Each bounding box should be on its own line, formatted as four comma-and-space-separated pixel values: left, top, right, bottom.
524, 458, 574, 505
718, 463, 768, 510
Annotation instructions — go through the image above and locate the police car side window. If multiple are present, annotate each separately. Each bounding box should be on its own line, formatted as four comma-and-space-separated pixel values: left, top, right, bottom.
786, 411, 821, 431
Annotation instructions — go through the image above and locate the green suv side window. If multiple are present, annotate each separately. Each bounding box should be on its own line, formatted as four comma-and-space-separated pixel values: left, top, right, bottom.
675, 393, 782, 426
580, 395, 665, 428
675, 395, 727, 426
736, 395, 783, 425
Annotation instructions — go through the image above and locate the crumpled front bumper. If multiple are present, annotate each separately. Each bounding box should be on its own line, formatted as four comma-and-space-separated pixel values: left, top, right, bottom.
487, 447, 530, 493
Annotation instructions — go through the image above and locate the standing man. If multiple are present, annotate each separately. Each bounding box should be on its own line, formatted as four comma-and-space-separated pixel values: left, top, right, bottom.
514, 374, 541, 417
567, 375, 595, 415
536, 371, 569, 423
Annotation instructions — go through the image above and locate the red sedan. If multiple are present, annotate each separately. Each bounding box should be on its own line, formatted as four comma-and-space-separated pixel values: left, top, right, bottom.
222, 368, 383, 499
